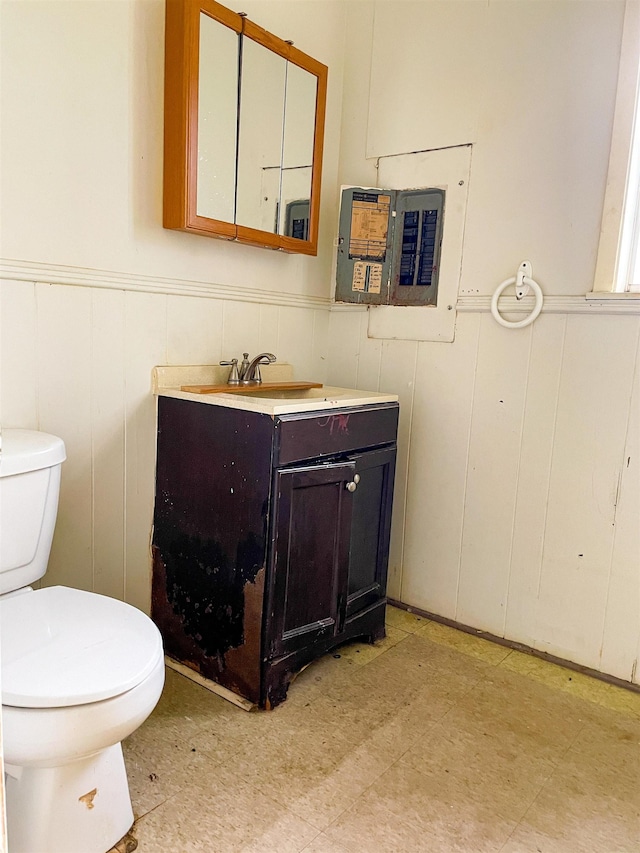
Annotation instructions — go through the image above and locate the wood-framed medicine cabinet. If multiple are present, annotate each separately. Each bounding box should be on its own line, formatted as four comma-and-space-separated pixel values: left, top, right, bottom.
163, 0, 328, 255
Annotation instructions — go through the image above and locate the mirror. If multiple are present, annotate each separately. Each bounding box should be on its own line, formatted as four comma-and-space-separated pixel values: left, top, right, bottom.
279, 62, 317, 237
163, 0, 327, 255
196, 12, 239, 223
236, 35, 287, 233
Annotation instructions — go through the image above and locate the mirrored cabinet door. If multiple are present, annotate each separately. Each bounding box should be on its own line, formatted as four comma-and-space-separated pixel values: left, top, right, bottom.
196, 11, 239, 223
236, 37, 287, 234
279, 62, 317, 238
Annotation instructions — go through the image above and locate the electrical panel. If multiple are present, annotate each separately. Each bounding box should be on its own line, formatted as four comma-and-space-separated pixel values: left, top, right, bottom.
336, 187, 444, 306
284, 199, 310, 240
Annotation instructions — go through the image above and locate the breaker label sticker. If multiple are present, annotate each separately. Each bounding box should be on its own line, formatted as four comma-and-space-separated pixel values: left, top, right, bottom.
353, 262, 382, 294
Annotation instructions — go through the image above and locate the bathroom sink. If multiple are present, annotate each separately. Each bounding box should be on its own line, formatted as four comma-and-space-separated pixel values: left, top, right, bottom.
177, 384, 397, 414
210, 385, 398, 414
153, 366, 398, 415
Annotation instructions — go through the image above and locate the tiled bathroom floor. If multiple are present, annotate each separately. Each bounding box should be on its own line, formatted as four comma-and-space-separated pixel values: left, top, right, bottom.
119, 607, 640, 852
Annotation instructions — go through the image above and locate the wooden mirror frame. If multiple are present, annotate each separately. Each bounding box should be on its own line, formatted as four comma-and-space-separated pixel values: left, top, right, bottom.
163, 0, 327, 255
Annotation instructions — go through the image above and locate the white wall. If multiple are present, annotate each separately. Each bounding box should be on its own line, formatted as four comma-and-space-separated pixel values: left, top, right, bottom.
0, 280, 329, 612
341, 0, 624, 296
0, 0, 345, 297
328, 307, 640, 681
330, 0, 640, 683
0, 0, 346, 612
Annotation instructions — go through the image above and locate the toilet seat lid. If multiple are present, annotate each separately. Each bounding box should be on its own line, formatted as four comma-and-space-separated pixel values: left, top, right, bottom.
1, 586, 164, 708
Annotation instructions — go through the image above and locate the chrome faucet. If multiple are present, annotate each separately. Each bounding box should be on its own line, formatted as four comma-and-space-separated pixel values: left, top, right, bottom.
241, 352, 277, 384
219, 352, 277, 384
219, 358, 240, 384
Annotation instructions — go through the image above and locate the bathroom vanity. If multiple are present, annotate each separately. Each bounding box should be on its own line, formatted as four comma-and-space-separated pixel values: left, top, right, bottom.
151, 368, 398, 708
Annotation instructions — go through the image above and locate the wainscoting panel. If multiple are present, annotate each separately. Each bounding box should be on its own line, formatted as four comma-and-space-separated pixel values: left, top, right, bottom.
0, 278, 329, 615
327, 306, 640, 684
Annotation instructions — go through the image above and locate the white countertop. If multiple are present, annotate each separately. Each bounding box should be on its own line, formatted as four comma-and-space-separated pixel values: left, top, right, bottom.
152, 365, 398, 416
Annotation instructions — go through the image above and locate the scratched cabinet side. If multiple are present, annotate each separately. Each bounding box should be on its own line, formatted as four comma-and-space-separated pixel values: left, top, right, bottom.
152, 395, 274, 704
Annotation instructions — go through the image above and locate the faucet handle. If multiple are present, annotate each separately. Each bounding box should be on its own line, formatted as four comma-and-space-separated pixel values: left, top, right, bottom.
219, 358, 240, 384
239, 352, 251, 380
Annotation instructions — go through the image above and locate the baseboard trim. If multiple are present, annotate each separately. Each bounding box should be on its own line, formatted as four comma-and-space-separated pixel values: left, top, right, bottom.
387, 598, 640, 694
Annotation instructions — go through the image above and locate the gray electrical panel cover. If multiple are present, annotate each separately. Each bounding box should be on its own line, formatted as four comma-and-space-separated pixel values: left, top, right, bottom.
336, 186, 444, 306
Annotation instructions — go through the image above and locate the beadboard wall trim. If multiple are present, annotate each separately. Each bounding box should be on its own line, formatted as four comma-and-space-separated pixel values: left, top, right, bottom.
457, 293, 640, 315
334, 295, 640, 315
0, 258, 330, 311
4, 259, 640, 315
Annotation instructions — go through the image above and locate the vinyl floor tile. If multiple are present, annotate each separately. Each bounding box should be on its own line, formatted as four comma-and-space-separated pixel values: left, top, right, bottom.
446, 667, 597, 760
282, 683, 453, 830
133, 761, 317, 853
300, 833, 353, 853
498, 650, 625, 710
332, 624, 408, 666
279, 735, 401, 830
286, 647, 361, 704
416, 620, 513, 665
363, 681, 459, 752
123, 726, 212, 819
227, 702, 358, 797
182, 681, 317, 759
498, 649, 581, 686
568, 710, 640, 775
401, 714, 557, 822
597, 681, 640, 719
517, 756, 640, 852
124, 621, 640, 853
500, 822, 634, 853
355, 632, 490, 699
385, 604, 431, 633
323, 759, 519, 853
146, 666, 239, 745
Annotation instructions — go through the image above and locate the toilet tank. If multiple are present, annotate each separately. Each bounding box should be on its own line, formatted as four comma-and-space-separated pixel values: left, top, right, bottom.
0, 429, 66, 595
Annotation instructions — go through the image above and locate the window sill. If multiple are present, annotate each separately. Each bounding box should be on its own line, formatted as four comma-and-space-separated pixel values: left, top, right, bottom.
586, 291, 640, 300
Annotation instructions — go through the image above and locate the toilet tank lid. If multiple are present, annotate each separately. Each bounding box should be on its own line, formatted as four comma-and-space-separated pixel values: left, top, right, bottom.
0, 429, 66, 478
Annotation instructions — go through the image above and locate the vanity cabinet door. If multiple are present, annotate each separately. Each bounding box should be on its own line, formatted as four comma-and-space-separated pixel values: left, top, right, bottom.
346, 446, 397, 619
266, 460, 355, 659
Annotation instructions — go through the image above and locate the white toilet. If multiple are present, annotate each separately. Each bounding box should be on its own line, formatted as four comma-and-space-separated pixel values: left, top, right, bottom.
0, 429, 165, 853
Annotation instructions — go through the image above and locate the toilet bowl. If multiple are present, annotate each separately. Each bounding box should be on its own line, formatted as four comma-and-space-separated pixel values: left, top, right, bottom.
0, 430, 165, 853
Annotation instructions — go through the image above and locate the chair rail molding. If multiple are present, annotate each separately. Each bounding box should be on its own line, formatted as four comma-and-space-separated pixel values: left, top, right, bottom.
0, 258, 330, 311
457, 293, 640, 315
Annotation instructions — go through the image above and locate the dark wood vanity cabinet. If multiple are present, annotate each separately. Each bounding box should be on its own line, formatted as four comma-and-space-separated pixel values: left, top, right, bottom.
152, 395, 398, 708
